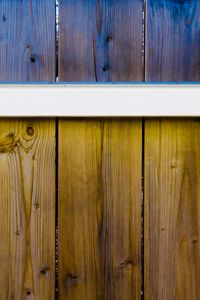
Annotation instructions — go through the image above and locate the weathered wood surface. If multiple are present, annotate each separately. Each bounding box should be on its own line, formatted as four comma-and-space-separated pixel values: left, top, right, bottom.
0, 0, 55, 81
0, 120, 55, 300
59, 119, 142, 299
0, 1, 56, 299
145, 2, 200, 299
146, 0, 200, 81
59, 1, 143, 299
59, 1, 143, 298
144, 119, 200, 300
59, 0, 143, 81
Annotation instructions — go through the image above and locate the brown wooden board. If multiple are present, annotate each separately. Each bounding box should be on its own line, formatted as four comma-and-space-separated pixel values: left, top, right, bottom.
144, 119, 200, 300
145, 2, 200, 299
0, 120, 55, 299
59, 119, 142, 299
0, 1, 56, 299
58, 1, 143, 299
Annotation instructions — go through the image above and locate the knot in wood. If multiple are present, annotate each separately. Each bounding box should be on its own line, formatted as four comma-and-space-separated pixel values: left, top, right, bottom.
26, 126, 34, 137
30, 55, 36, 63
25, 288, 32, 296
7, 131, 15, 138
66, 273, 79, 285
171, 161, 177, 168
106, 35, 112, 43
119, 260, 133, 270
40, 266, 49, 276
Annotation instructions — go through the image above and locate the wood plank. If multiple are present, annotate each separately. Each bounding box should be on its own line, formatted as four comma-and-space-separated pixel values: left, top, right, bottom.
59, 0, 143, 81
101, 120, 142, 300
0, 0, 55, 81
59, 1, 143, 298
145, 0, 200, 81
144, 119, 200, 300
0, 120, 55, 299
59, 119, 142, 299
0, 1, 56, 299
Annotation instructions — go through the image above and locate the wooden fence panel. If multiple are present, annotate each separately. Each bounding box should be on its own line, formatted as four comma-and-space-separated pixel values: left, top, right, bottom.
59, 119, 142, 299
0, 120, 55, 300
0, 0, 55, 81
145, 2, 200, 299
59, 1, 143, 299
0, 1, 56, 299
59, 0, 143, 81
144, 119, 200, 300
145, 0, 200, 81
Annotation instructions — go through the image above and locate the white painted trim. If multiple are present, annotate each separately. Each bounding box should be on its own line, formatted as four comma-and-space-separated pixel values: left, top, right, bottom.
0, 84, 199, 116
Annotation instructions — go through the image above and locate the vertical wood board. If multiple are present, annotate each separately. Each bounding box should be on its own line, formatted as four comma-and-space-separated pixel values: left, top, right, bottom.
0, 120, 55, 300
146, 0, 200, 81
59, 0, 143, 81
59, 0, 144, 298
58, 0, 144, 299
59, 119, 142, 300
144, 119, 200, 300
0, 0, 56, 81
0, 1, 56, 299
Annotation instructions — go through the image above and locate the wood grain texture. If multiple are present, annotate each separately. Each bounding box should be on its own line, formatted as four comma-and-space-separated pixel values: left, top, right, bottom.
59, 2, 143, 298
144, 119, 200, 300
59, 119, 142, 299
145, 0, 200, 81
59, 0, 143, 81
0, 1, 56, 298
0, 120, 55, 300
0, 0, 55, 81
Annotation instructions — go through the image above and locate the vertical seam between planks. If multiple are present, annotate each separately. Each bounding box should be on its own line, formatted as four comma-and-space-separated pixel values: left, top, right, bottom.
142, 0, 146, 296
55, 1, 59, 298
141, 117, 145, 299
55, 117, 59, 300
143, 0, 147, 82
56, 0, 59, 81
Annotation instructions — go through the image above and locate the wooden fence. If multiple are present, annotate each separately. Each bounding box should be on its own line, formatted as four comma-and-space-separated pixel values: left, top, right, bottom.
0, 1, 200, 299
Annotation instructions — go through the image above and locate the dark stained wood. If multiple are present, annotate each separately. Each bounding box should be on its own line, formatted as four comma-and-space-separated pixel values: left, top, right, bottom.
0, 0, 56, 81
59, 119, 142, 299
144, 119, 200, 300
59, 0, 143, 81
145, 0, 200, 81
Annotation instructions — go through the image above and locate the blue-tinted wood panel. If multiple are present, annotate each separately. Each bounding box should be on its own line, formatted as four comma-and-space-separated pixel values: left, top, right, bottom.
59, 0, 143, 81
0, 0, 56, 81
146, 0, 200, 81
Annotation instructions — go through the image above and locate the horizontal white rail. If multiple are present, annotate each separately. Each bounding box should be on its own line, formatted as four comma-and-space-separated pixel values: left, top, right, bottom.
0, 84, 199, 116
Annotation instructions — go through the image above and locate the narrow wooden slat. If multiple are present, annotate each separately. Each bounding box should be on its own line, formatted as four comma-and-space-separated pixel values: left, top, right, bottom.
59, 1, 143, 298
145, 2, 200, 298
59, 119, 142, 299
101, 120, 142, 300
144, 119, 200, 300
0, 120, 55, 299
0, 0, 55, 81
0, 1, 56, 299
59, 0, 143, 81
146, 0, 200, 81
59, 120, 103, 299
